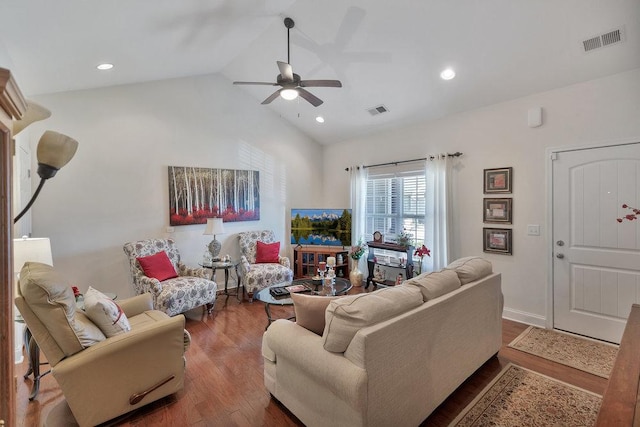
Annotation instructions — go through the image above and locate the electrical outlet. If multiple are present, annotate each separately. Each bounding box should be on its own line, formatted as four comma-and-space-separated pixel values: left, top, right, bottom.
166, 226, 175, 233
527, 225, 540, 236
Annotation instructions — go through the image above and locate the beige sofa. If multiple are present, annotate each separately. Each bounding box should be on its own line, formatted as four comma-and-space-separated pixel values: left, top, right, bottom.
262, 257, 503, 427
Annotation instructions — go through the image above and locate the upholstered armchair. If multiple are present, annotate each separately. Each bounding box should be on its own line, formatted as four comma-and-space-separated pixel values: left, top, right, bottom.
123, 238, 217, 317
15, 262, 190, 427
238, 230, 293, 300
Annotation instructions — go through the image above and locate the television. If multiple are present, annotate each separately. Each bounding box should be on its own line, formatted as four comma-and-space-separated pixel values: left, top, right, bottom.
291, 209, 352, 247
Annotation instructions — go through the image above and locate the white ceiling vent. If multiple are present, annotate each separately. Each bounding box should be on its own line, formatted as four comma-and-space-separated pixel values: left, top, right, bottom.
367, 105, 389, 116
582, 28, 624, 53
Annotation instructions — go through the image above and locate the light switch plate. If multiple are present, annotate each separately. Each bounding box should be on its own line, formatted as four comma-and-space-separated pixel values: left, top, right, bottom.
527, 225, 540, 236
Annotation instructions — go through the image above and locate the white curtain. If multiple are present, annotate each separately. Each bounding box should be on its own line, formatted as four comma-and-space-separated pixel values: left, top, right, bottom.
349, 165, 367, 269
425, 155, 452, 271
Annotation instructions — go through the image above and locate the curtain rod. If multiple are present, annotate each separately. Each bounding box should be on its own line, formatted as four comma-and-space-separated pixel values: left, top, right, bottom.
344, 152, 463, 171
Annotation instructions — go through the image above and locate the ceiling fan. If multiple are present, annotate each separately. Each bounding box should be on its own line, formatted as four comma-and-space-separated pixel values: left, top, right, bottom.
233, 17, 342, 107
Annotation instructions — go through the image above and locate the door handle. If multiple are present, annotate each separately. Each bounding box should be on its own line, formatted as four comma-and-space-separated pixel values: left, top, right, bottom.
556, 253, 564, 259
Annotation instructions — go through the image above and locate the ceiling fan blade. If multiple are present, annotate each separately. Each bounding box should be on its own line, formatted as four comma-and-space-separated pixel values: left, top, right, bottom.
233, 81, 278, 86
299, 80, 342, 88
277, 61, 294, 82
261, 90, 282, 105
297, 88, 323, 107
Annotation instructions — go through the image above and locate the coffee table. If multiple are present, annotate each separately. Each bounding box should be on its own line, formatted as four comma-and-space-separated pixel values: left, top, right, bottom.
254, 277, 352, 329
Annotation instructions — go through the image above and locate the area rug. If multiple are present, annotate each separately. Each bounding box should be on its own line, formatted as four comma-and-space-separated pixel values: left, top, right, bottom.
449, 363, 602, 427
508, 326, 618, 378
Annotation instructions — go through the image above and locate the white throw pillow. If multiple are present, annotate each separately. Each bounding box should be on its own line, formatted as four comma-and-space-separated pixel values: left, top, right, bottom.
83, 286, 131, 337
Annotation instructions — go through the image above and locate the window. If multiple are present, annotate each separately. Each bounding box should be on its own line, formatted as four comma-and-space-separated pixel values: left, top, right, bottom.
364, 167, 426, 247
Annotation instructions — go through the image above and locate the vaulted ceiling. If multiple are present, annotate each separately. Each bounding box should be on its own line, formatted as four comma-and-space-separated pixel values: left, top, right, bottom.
1, 0, 638, 145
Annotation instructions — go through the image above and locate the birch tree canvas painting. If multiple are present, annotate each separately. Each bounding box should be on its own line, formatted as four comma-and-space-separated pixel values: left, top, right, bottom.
169, 166, 260, 225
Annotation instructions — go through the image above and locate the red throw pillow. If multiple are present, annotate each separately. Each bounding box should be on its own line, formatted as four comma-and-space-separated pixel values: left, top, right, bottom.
255, 241, 280, 263
136, 251, 178, 281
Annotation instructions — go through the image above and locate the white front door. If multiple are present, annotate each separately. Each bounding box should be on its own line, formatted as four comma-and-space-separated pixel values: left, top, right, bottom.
552, 142, 640, 344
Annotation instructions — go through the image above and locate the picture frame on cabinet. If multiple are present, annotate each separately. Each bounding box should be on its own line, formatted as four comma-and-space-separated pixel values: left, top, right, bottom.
483, 228, 512, 255
484, 167, 512, 194
483, 198, 512, 224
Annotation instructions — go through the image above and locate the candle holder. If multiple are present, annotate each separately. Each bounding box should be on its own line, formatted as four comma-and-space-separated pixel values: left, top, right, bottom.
319, 267, 334, 295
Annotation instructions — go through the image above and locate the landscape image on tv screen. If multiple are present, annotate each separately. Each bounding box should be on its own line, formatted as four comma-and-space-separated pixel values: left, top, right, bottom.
291, 209, 352, 246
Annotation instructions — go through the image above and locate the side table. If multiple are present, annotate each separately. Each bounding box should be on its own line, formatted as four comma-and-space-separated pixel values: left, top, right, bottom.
202, 261, 241, 300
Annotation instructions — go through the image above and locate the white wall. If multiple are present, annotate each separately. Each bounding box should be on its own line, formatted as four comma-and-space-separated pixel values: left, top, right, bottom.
323, 68, 640, 326
25, 73, 322, 299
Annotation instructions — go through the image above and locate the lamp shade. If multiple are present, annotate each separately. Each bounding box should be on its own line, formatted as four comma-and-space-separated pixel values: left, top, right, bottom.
203, 218, 225, 235
37, 130, 79, 179
12, 101, 51, 136
13, 236, 52, 291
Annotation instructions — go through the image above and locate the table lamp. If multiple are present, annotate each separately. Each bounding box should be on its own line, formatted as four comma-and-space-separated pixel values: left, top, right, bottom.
204, 218, 225, 261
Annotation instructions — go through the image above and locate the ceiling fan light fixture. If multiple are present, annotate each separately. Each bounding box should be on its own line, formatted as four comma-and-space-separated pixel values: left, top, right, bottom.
440, 68, 456, 80
280, 88, 299, 100
315, 116, 325, 123
96, 63, 114, 71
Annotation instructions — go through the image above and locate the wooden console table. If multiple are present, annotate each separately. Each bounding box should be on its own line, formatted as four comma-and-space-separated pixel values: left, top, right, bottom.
595, 303, 640, 426
365, 241, 414, 288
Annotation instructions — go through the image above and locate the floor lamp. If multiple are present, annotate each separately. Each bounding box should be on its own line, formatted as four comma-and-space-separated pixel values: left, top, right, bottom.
13, 130, 78, 223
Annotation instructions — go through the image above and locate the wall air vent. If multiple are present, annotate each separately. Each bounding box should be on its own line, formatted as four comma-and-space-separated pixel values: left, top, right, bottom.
582, 28, 624, 53
367, 105, 389, 116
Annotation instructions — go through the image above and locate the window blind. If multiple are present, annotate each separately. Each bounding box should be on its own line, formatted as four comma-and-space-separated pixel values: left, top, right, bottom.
364, 166, 426, 247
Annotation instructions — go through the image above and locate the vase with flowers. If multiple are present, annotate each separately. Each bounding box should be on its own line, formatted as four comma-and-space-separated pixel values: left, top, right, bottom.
348, 240, 367, 287
413, 245, 431, 276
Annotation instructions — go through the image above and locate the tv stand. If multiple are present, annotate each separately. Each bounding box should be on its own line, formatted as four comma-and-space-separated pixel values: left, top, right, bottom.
293, 246, 350, 278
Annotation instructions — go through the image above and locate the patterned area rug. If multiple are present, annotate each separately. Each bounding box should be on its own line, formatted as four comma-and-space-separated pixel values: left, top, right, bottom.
508, 326, 618, 378
449, 364, 602, 427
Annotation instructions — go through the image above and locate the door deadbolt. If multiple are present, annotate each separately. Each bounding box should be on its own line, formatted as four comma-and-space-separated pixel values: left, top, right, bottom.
556, 253, 564, 259
556, 240, 564, 246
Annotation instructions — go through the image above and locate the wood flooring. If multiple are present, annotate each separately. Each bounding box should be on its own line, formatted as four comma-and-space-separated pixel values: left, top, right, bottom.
15, 286, 608, 426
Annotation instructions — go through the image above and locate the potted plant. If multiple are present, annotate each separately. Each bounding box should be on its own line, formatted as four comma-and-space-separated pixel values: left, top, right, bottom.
413, 245, 431, 276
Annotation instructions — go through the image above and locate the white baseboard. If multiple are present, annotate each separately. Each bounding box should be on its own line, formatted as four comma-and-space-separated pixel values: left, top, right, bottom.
502, 307, 546, 328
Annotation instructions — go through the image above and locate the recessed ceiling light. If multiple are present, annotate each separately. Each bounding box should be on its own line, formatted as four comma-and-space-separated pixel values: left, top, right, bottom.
315, 116, 325, 123
96, 63, 114, 71
440, 68, 455, 80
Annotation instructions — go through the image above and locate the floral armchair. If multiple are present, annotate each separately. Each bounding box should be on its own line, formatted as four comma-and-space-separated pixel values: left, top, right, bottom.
123, 238, 217, 316
238, 230, 293, 300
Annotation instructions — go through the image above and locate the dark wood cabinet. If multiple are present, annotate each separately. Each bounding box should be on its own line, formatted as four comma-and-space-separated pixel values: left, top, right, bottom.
365, 241, 414, 288
293, 246, 350, 279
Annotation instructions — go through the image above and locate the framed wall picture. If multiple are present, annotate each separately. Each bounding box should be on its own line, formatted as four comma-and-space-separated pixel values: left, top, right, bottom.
484, 167, 512, 194
483, 198, 512, 224
483, 228, 512, 255
168, 166, 260, 225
